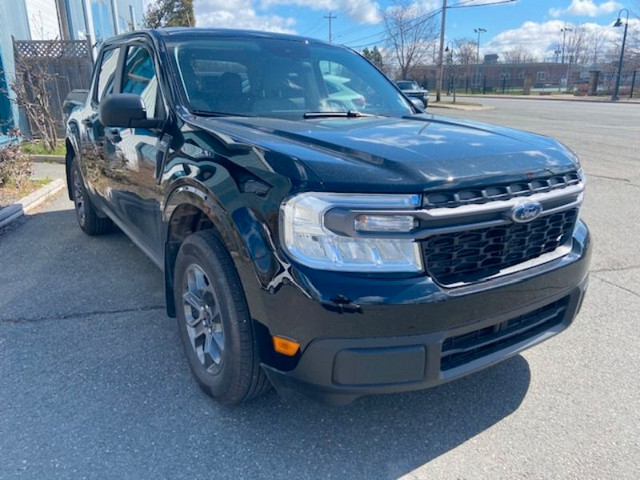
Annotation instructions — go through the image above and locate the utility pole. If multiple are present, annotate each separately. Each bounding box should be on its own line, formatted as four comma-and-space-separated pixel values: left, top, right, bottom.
436, 0, 447, 102
324, 12, 337, 43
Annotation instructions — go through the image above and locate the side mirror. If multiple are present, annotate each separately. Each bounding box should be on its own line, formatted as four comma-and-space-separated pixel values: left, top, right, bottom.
409, 97, 425, 111
99, 93, 162, 129
63, 89, 89, 118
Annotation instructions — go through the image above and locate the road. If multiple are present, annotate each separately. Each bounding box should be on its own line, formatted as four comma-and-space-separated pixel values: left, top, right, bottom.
1, 99, 639, 480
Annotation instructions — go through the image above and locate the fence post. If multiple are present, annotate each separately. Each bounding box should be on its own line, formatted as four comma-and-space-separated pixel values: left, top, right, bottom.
86, 35, 95, 64
482, 75, 486, 94
631, 71, 637, 99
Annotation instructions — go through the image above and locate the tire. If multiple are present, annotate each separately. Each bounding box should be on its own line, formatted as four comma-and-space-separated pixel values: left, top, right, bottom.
174, 230, 270, 404
70, 159, 112, 235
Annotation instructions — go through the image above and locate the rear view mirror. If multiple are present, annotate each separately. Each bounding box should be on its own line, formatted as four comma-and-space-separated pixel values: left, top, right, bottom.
99, 93, 162, 129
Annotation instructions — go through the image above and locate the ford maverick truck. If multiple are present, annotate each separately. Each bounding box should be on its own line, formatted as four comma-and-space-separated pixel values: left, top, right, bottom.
65, 28, 590, 405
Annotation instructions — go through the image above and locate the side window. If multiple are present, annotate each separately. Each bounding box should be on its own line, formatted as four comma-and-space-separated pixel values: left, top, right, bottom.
96, 48, 119, 102
122, 45, 158, 118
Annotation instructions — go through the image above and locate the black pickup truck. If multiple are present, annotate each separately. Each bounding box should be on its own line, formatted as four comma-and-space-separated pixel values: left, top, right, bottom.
65, 28, 590, 405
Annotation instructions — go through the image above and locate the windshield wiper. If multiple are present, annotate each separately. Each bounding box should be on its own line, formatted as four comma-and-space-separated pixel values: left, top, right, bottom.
303, 111, 375, 119
189, 109, 250, 118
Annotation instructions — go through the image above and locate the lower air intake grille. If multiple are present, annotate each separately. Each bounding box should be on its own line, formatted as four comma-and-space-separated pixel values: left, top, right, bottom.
440, 297, 569, 371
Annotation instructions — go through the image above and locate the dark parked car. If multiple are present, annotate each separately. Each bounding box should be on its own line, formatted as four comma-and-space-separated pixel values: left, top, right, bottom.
396, 80, 429, 106
65, 28, 590, 405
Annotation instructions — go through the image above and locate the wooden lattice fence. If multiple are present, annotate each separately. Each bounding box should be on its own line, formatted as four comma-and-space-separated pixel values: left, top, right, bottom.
12, 38, 94, 137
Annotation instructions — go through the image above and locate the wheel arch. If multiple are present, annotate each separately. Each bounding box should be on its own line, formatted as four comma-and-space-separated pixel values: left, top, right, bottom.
65, 121, 82, 200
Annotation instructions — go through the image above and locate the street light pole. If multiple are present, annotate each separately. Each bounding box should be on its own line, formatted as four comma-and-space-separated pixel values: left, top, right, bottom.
445, 41, 456, 101
560, 26, 572, 64
474, 27, 486, 89
436, 0, 447, 103
612, 8, 629, 101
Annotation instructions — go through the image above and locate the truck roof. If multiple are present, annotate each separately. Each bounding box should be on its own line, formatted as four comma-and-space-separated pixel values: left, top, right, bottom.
106, 27, 331, 47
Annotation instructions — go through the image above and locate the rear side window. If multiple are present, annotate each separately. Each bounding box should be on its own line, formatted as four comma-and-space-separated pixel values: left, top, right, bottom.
122, 45, 158, 118
96, 48, 119, 102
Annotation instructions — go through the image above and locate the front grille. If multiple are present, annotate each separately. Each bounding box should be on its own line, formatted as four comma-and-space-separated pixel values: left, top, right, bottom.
423, 172, 581, 209
422, 209, 578, 285
440, 297, 569, 371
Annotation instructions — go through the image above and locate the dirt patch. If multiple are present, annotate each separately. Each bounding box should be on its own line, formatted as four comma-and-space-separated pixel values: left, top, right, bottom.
0, 179, 51, 209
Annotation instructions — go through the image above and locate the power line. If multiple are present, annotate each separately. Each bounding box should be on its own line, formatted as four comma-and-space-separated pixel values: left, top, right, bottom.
343, 0, 516, 50
449, 0, 517, 9
344, 7, 444, 48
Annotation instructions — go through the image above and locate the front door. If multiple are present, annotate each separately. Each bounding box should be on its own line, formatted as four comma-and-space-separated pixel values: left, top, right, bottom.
106, 43, 165, 263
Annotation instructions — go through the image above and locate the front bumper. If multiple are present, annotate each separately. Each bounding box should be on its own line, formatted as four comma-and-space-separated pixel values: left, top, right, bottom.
250, 221, 591, 403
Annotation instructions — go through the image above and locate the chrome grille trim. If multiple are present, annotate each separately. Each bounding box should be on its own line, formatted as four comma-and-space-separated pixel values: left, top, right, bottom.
414, 183, 583, 224
329, 181, 584, 241
423, 172, 582, 209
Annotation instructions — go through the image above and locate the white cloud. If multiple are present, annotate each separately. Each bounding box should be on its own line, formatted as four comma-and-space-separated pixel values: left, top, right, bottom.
384, 0, 440, 16
483, 20, 623, 61
259, 0, 383, 25
195, 0, 297, 33
549, 0, 621, 18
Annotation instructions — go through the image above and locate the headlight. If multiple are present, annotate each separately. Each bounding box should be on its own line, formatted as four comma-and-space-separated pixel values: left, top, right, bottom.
280, 192, 423, 272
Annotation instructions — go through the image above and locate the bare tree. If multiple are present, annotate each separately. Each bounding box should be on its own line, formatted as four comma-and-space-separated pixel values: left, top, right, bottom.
441, 38, 477, 101
585, 28, 607, 68
453, 38, 476, 77
626, 3, 640, 68
10, 45, 59, 151
501, 45, 537, 64
383, 0, 438, 79
564, 26, 589, 66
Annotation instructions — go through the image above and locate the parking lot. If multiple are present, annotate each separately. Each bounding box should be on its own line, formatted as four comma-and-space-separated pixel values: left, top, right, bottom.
1, 98, 639, 479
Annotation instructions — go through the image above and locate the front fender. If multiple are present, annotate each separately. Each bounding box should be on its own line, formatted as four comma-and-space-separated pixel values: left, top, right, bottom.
163, 180, 282, 324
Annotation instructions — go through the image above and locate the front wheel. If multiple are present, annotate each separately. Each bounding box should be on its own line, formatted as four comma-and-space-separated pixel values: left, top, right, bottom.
174, 230, 270, 404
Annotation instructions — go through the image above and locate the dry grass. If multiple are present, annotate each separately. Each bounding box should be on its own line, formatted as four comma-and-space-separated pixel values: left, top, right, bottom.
0, 179, 50, 210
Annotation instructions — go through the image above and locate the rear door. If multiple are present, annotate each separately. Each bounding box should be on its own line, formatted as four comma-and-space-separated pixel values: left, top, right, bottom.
78, 45, 123, 212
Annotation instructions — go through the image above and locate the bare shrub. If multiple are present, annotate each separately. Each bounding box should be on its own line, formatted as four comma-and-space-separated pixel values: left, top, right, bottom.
10, 44, 59, 151
0, 130, 33, 189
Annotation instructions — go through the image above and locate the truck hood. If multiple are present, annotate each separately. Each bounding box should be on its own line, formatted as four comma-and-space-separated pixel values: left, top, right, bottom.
190, 113, 580, 192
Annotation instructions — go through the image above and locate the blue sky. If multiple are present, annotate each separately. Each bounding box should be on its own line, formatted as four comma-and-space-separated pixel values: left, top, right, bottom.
191, 0, 636, 60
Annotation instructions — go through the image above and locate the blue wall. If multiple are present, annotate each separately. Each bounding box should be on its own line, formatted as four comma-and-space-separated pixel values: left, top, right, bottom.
0, 53, 13, 133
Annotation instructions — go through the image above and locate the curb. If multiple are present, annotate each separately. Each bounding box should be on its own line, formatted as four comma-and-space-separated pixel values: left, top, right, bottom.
429, 103, 494, 111
452, 94, 640, 104
0, 178, 66, 229
33, 154, 65, 164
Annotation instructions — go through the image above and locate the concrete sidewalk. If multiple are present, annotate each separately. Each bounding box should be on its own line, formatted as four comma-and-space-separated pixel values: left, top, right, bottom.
0, 162, 67, 229
439, 92, 640, 104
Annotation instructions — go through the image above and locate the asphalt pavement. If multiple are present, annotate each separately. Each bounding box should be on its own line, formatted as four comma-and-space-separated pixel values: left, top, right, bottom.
1, 100, 639, 479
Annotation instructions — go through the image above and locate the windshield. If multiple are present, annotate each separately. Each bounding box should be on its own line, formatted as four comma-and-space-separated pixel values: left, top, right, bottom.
397, 81, 417, 90
169, 35, 413, 118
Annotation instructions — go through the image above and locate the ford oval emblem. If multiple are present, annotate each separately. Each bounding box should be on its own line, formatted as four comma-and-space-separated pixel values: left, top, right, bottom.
509, 201, 543, 223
